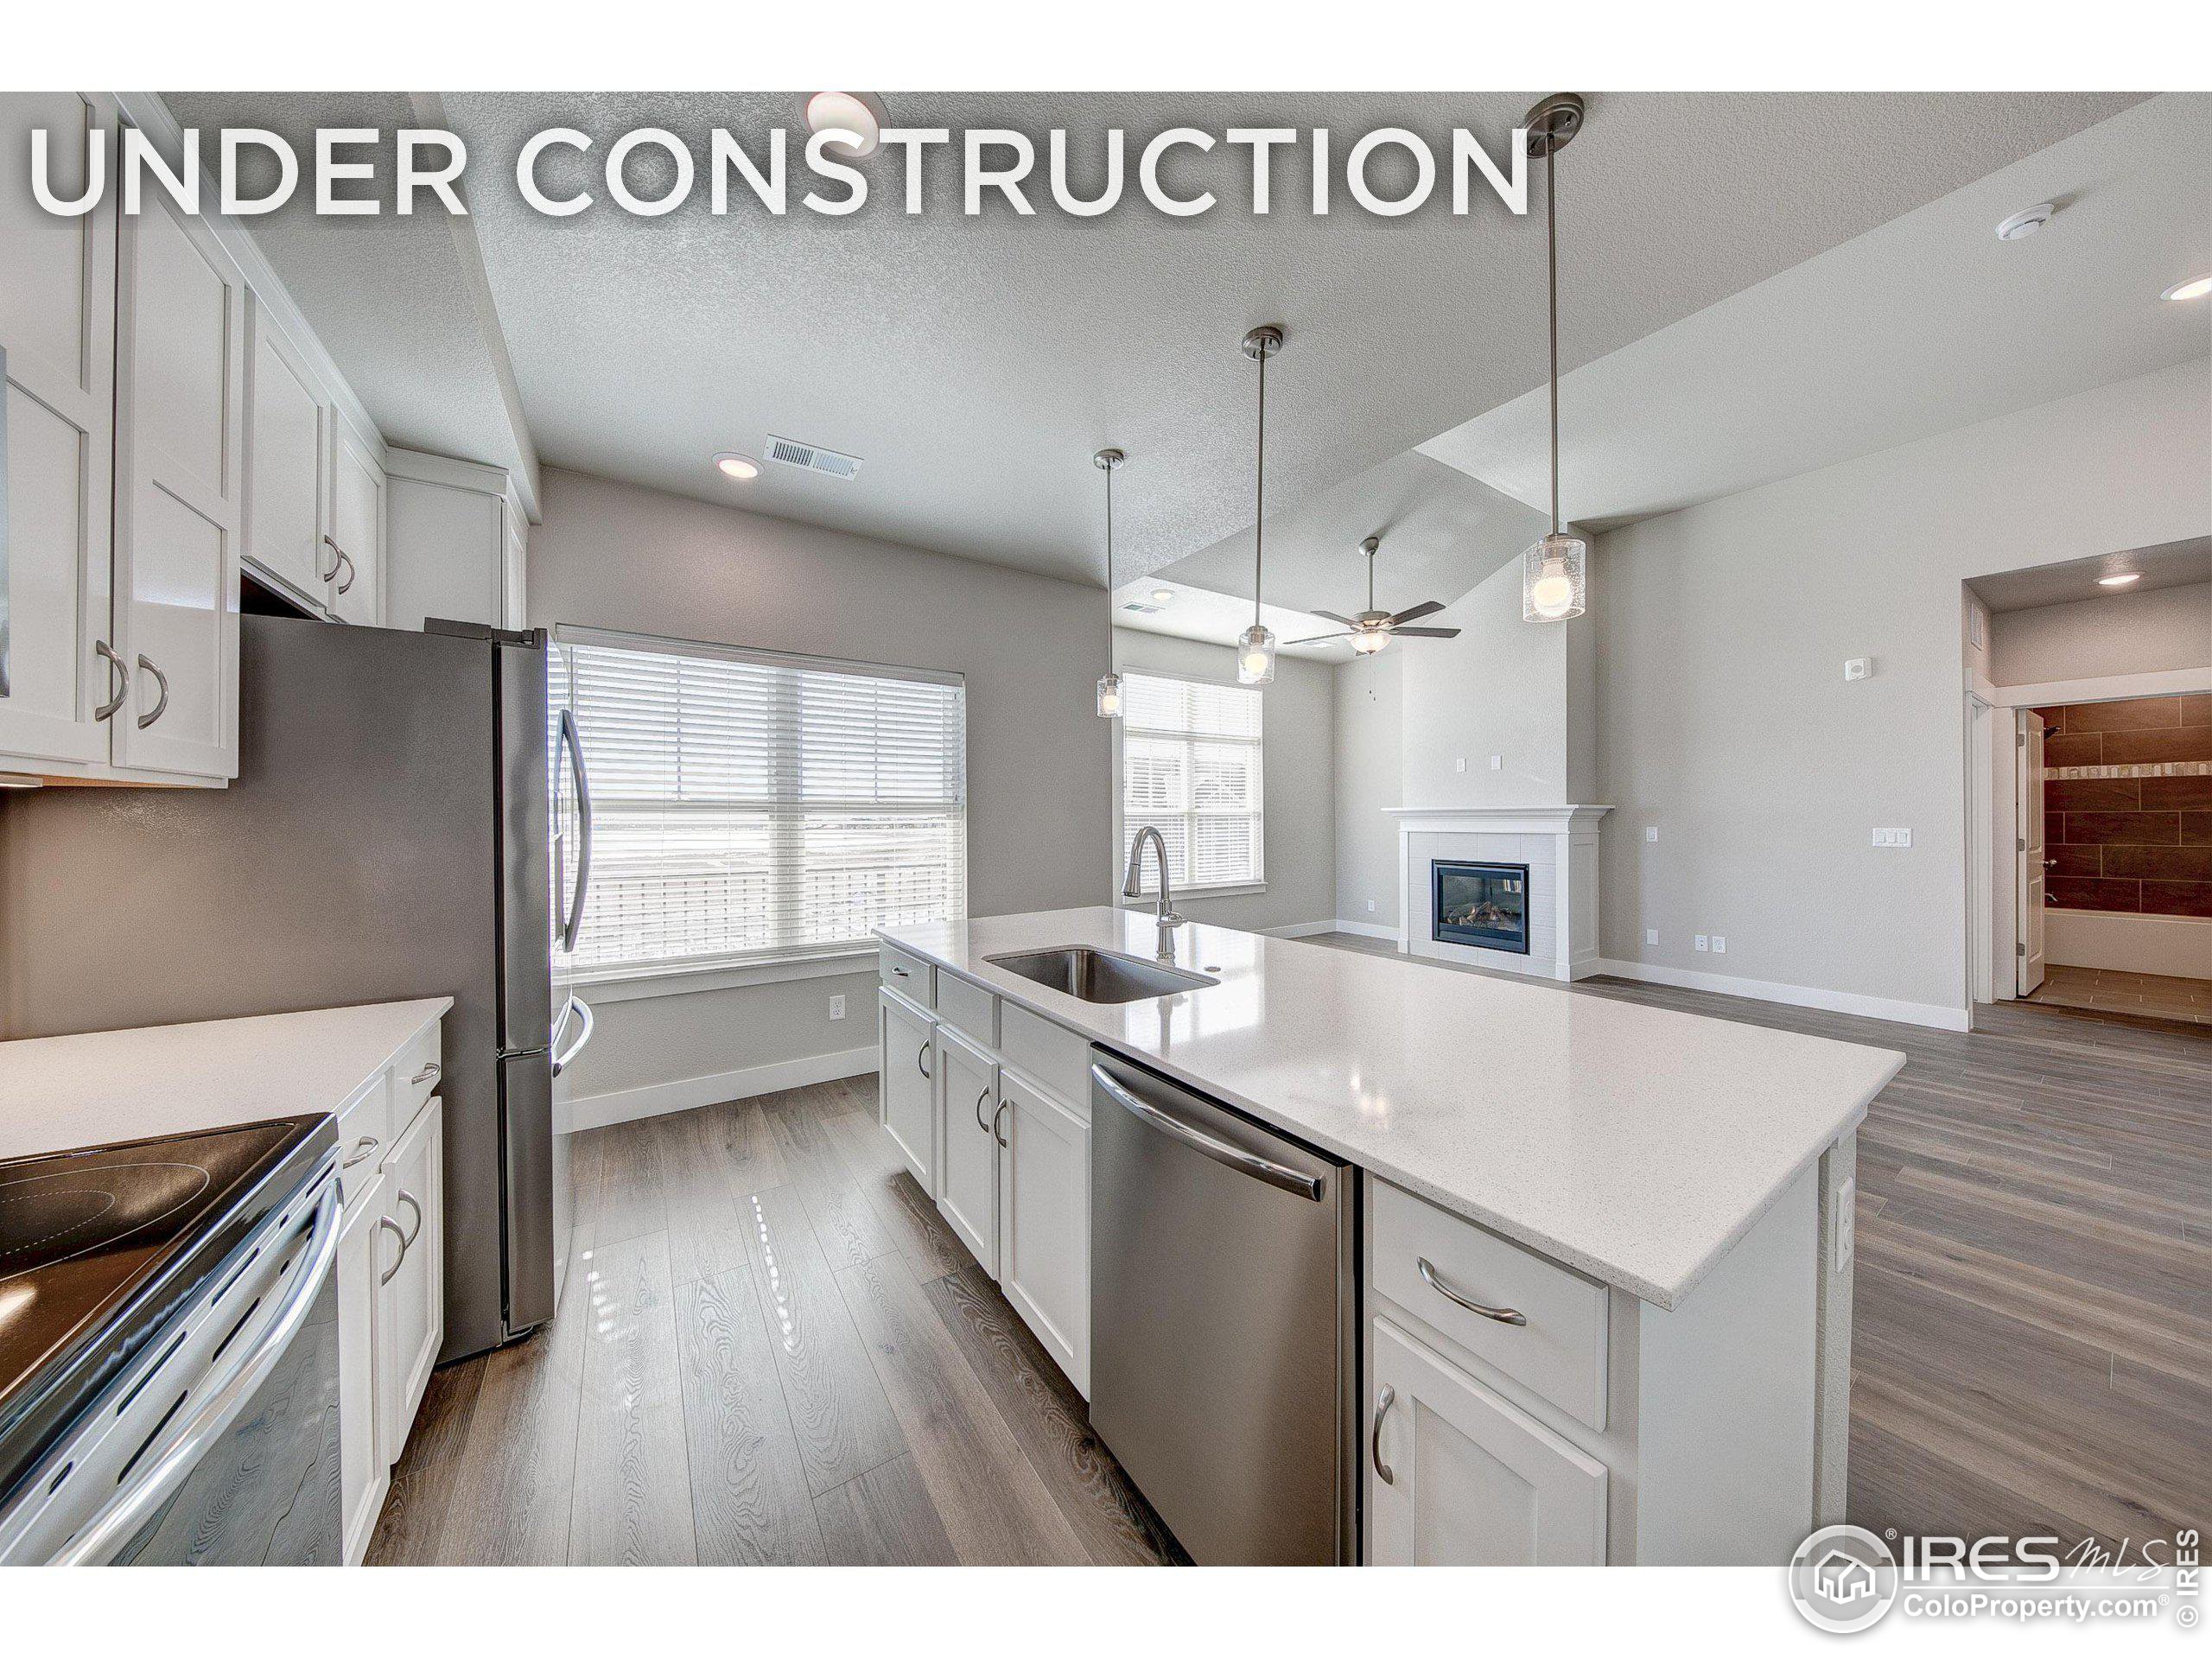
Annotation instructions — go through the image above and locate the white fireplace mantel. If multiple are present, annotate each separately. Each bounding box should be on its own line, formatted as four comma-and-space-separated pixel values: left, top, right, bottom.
1389, 804, 1612, 981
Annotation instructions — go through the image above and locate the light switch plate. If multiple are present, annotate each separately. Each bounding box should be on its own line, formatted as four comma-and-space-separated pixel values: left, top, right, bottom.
1644, 928, 1658, 946
1872, 828, 1913, 849
1644, 825, 1659, 842
1490, 754, 1503, 770
1455, 757, 1467, 773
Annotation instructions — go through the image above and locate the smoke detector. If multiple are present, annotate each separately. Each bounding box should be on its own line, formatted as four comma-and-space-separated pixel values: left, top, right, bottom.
1994, 202, 2055, 241
765, 435, 863, 480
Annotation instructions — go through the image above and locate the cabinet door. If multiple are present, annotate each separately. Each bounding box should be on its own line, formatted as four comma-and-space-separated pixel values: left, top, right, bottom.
327, 414, 384, 626
0, 91, 116, 771
376, 1097, 445, 1467
111, 179, 245, 780
997, 1070, 1090, 1395
335, 1166, 388, 1564
934, 1027, 999, 1274
879, 990, 937, 1194
1365, 1315, 1606, 1566
241, 297, 327, 608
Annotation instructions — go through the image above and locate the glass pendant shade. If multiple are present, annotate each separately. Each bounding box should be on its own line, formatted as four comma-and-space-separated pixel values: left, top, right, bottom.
1351, 626, 1389, 656
1096, 671, 1123, 718
1522, 531, 1587, 621
1236, 623, 1277, 685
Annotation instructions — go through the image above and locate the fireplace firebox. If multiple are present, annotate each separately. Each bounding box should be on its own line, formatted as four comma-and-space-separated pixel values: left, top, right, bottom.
1432, 860, 1531, 954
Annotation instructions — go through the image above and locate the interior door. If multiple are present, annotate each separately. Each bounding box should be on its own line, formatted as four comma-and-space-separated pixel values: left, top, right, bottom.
2017, 711, 2047, 995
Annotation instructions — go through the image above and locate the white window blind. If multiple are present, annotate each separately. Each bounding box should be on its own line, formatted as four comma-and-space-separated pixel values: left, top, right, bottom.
1119, 671, 1263, 893
555, 633, 966, 976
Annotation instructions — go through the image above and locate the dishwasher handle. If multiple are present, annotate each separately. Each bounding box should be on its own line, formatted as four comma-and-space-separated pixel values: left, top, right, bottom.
1090, 1063, 1325, 1202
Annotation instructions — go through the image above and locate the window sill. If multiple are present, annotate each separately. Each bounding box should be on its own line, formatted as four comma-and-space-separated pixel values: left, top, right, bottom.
571, 949, 878, 1004
1117, 881, 1268, 906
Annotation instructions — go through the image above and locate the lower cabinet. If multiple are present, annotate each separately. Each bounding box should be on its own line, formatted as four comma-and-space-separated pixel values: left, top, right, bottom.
1365, 1315, 1607, 1566
375, 1096, 445, 1465
996, 1069, 1090, 1393
334, 1166, 389, 1565
880, 988, 938, 1193
934, 1025, 1000, 1274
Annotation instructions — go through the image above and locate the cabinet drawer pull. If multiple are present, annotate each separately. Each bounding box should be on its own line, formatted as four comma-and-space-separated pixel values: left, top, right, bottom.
320, 535, 344, 583
918, 1041, 931, 1081
93, 641, 130, 721
396, 1189, 424, 1250
1416, 1255, 1528, 1326
378, 1216, 407, 1285
410, 1061, 441, 1087
334, 549, 357, 595
134, 655, 169, 729
991, 1098, 1009, 1150
341, 1135, 380, 1170
1371, 1385, 1397, 1485
975, 1087, 993, 1134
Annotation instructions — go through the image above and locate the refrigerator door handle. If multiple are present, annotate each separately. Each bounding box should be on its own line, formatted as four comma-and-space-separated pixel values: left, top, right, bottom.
557, 708, 593, 952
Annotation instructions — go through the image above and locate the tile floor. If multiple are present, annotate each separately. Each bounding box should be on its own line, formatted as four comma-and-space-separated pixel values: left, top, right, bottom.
2024, 963, 2212, 1027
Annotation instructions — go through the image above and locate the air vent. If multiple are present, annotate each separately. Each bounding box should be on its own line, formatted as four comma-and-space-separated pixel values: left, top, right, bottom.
765, 435, 863, 480
1120, 600, 1166, 615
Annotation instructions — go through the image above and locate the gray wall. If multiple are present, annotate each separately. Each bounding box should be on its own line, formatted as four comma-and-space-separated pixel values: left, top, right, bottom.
1987, 581, 2212, 687
1109, 627, 1337, 933
531, 466, 1112, 1107
1333, 647, 1403, 929
1593, 359, 2210, 1016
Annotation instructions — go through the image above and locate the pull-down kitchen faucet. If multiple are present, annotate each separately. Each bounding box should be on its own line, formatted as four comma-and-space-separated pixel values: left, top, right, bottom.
1122, 825, 1184, 956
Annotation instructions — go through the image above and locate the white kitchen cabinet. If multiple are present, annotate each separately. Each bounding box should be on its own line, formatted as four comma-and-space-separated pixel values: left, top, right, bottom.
996, 1067, 1091, 1394
242, 296, 328, 610
335, 1161, 390, 1565
375, 1095, 445, 1468
1365, 1314, 1608, 1567
384, 448, 528, 632
879, 988, 938, 1194
327, 411, 385, 626
0, 91, 118, 775
934, 1024, 1000, 1274
111, 175, 245, 781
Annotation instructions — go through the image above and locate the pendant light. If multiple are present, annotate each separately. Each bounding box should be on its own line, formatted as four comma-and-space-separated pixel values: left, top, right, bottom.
1520, 92, 1588, 624
1094, 448, 1126, 718
1236, 325, 1284, 684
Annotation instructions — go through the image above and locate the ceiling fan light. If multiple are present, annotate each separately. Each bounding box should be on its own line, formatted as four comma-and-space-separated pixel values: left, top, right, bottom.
1351, 627, 1389, 656
1236, 624, 1277, 685
1522, 531, 1587, 621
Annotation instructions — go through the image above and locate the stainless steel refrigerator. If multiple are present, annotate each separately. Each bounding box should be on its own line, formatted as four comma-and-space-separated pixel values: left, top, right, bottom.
0, 613, 594, 1361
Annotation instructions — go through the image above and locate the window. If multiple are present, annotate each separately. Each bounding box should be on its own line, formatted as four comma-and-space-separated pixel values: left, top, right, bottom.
555, 630, 966, 976
1118, 671, 1263, 893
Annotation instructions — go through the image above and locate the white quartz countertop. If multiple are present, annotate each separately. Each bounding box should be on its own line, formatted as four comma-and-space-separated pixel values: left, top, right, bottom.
879, 909, 1904, 1307
0, 1000, 452, 1162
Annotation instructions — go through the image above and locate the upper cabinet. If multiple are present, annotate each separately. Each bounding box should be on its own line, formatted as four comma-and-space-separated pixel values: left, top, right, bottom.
385, 449, 527, 632
327, 412, 385, 626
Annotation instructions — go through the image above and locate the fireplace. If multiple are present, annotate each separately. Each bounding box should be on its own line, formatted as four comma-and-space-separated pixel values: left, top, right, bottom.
1432, 860, 1531, 954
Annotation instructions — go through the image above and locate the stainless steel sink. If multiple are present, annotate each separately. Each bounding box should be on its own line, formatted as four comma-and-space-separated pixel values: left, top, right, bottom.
985, 946, 1218, 1004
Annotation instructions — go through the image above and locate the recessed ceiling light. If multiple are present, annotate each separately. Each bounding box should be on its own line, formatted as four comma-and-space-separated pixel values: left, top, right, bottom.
1993, 203, 2055, 242
712, 453, 760, 480
2097, 572, 2141, 587
2161, 275, 2212, 302
1151, 588, 1175, 603
805, 92, 886, 160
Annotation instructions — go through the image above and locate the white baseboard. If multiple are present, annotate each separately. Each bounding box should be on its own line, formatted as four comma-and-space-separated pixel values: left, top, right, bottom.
559, 1044, 880, 1135
1593, 958, 1970, 1033
1325, 918, 1401, 941
1262, 919, 1343, 938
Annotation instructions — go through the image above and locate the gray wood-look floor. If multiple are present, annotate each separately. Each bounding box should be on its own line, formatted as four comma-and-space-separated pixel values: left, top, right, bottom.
371, 939, 2210, 1564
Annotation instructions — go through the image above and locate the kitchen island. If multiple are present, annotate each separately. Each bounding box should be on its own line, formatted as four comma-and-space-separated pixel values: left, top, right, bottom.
874, 906, 1904, 1567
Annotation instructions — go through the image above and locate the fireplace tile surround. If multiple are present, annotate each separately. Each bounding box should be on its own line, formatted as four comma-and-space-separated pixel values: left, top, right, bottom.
1387, 805, 1611, 980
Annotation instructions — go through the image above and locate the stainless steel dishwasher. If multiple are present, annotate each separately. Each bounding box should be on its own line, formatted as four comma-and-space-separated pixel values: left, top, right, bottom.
1088, 1049, 1357, 1565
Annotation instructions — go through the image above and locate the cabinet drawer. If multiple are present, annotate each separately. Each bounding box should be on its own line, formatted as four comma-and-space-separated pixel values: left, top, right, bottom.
391, 1019, 442, 1138
335, 1071, 390, 1192
1370, 1179, 1609, 1432
933, 970, 997, 1050
880, 944, 935, 1008
998, 1002, 1089, 1116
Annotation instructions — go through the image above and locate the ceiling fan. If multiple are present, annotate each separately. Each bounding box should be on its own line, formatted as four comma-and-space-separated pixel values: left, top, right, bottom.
1287, 537, 1461, 655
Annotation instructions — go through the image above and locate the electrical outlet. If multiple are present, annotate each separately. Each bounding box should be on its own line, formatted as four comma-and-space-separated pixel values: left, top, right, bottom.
1644, 825, 1659, 842
828, 994, 846, 1020
1455, 757, 1467, 773
1694, 934, 1709, 952
1711, 935, 1726, 954
1644, 928, 1659, 946
1364, 899, 1376, 913
1832, 1179, 1857, 1272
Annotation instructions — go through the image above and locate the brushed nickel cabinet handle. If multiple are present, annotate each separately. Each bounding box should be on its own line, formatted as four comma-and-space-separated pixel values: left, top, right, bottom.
1371, 1385, 1397, 1484
93, 640, 130, 721
134, 655, 168, 729
975, 1087, 993, 1134
991, 1098, 1009, 1150
378, 1215, 407, 1285
334, 549, 356, 595
320, 534, 344, 582
396, 1189, 424, 1249
1416, 1255, 1528, 1326
918, 1041, 931, 1081
410, 1061, 441, 1086
341, 1135, 380, 1170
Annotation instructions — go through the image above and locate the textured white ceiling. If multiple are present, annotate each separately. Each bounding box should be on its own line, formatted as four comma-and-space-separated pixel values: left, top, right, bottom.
164, 90, 2143, 588
1421, 93, 2212, 532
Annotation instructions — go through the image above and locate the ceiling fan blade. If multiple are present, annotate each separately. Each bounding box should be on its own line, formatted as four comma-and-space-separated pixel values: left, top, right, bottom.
1391, 626, 1460, 639
1284, 632, 1354, 646
1308, 610, 1357, 626
1389, 599, 1446, 626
